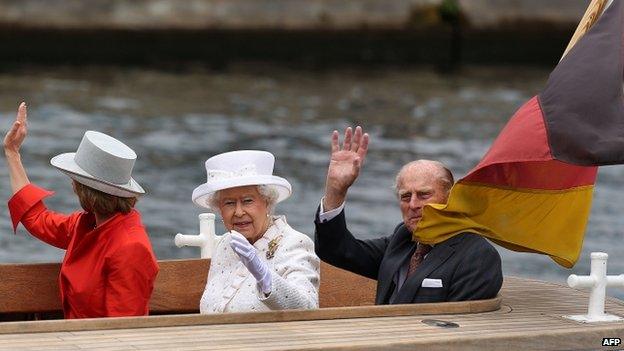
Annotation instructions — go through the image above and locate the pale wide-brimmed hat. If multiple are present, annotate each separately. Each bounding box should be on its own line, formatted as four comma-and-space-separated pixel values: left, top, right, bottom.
50, 131, 145, 198
192, 150, 292, 209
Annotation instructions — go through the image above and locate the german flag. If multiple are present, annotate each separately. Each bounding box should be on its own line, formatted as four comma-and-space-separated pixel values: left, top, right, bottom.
415, 0, 624, 268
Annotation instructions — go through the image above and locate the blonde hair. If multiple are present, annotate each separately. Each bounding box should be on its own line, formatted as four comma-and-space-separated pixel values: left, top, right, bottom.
73, 181, 137, 216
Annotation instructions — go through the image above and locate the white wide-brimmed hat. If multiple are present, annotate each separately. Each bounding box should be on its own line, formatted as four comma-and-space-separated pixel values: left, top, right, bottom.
50, 131, 145, 198
192, 150, 292, 209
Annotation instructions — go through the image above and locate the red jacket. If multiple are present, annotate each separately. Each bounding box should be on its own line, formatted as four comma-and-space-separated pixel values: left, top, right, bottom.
8, 184, 159, 319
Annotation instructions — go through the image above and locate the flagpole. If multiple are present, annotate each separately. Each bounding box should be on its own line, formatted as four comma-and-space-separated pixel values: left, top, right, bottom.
560, 0, 611, 60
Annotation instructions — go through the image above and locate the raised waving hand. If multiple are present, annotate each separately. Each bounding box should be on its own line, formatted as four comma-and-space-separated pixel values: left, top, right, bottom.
4, 102, 31, 193
323, 126, 369, 211
4, 102, 28, 155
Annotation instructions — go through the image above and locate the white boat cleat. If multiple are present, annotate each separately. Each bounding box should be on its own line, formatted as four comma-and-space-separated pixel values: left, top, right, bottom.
565, 252, 624, 323
174, 213, 220, 259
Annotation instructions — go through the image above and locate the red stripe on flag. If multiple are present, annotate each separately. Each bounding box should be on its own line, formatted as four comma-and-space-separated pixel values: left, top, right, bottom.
465, 160, 597, 189
463, 96, 597, 189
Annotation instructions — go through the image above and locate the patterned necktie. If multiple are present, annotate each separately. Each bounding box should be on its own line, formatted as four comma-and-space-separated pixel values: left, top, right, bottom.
407, 243, 432, 277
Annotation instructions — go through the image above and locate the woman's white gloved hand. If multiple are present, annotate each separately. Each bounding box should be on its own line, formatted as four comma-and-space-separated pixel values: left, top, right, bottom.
229, 231, 272, 295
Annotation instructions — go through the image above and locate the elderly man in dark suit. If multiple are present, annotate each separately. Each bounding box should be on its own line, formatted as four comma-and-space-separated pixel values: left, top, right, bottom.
315, 126, 503, 304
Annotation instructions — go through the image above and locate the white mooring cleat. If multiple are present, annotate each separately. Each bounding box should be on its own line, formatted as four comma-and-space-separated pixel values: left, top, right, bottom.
564, 252, 624, 323
174, 213, 219, 259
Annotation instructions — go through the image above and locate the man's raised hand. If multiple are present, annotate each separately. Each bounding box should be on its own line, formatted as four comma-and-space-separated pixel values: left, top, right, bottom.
323, 126, 369, 211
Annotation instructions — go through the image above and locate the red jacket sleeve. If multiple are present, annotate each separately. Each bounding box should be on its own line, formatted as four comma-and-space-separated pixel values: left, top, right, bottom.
104, 242, 159, 317
8, 184, 78, 249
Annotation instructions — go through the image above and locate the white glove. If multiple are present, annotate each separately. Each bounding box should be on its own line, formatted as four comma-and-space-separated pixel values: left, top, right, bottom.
229, 231, 272, 294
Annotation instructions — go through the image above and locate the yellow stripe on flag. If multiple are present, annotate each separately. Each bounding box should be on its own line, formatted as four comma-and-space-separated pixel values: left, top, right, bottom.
415, 183, 595, 268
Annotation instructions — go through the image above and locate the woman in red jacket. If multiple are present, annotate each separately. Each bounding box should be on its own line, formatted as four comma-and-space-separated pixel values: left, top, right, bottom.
3, 102, 159, 318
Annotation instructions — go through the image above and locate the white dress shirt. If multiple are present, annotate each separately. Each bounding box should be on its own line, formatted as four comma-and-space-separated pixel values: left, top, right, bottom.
318, 198, 345, 223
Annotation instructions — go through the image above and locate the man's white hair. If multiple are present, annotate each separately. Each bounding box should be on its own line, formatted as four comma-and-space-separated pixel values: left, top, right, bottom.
392, 159, 454, 197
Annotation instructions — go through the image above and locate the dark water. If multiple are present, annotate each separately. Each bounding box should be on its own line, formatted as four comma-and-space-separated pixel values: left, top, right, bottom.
1, 65, 623, 299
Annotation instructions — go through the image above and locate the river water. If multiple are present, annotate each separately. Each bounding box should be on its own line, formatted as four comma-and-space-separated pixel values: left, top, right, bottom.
1, 65, 623, 298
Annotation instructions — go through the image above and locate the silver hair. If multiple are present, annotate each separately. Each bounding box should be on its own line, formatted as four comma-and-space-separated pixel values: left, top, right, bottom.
392, 160, 454, 197
208, 185, 279, 214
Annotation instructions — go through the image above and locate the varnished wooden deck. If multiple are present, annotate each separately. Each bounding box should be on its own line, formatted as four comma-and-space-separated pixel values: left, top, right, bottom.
1, 276, 623, 350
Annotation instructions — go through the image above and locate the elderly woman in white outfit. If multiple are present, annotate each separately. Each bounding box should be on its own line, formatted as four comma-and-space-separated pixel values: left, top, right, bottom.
193, 150, 320, 313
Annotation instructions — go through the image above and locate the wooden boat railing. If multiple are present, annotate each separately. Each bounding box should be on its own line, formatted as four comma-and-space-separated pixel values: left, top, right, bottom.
0, 259, 379, 315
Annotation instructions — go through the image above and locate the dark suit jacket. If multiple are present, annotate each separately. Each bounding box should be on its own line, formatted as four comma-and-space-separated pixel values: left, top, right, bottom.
314, 208, 503, 304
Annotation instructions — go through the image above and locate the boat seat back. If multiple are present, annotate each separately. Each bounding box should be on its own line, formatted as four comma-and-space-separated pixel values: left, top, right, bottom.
0, 259, 376, 318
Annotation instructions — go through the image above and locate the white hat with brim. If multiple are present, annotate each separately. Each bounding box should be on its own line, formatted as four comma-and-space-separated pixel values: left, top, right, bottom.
192, 150, 292, 209
50, 131, 145, 198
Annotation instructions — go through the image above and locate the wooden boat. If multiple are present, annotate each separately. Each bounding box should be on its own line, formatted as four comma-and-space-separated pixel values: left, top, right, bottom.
0, 259, 623, 350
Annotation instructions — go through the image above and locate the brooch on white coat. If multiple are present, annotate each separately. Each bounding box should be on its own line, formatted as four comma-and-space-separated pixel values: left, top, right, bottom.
266, 235, 283, 260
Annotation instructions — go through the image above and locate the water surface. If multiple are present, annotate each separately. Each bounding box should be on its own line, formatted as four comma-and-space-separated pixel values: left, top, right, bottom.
1, 65, 622, 298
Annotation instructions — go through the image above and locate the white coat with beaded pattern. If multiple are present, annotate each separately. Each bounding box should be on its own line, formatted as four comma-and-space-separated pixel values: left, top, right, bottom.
200, 215, 320, 313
